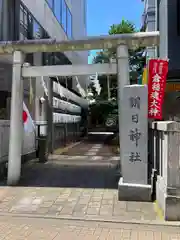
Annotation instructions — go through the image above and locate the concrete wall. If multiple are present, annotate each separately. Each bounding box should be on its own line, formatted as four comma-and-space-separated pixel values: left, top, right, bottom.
71, 0, 89, 90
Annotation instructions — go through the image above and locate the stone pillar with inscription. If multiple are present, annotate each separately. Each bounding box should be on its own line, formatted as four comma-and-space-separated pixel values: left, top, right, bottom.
118, 85, 151, 201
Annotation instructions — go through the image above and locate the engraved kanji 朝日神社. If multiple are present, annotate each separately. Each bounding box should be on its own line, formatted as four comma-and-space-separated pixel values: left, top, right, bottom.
129, 128, 141, 147
129, 152, 141, 162
129, 96, 140, 109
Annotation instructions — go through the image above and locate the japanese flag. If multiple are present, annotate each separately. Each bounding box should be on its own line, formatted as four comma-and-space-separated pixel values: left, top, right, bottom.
22, 102, 35, 133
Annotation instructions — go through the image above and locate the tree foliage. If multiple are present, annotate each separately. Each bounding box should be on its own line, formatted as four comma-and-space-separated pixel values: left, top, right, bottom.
88, 19, 146, 128
109, 20, 136, 34
89, 100, 118, 126
91, 20, 146, 100
107, 20, 137, 59
93, 51, 109, 64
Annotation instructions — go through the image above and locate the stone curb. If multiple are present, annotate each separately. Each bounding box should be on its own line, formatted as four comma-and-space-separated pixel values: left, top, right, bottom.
44, 161, 119, 168
0, 212, 180, 228
52, 141, 82, 155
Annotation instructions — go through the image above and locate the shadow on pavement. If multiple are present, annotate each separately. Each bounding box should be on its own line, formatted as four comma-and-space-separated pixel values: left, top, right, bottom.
85, 132, 115, 145
0, 133, 120, 189
17, 159, 120, 189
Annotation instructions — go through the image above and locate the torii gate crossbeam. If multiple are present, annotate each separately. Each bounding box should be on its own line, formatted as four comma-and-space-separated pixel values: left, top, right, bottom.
22, 63, 117, 77
6, 31, 160, 185
0, 31, 159, 54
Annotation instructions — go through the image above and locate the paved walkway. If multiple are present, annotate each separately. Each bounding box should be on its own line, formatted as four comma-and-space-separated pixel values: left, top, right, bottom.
0, 134, 157, 223
17, 135, 120, 188
0, 215, 180, 239
1, 134, 179, 238
0, 187, 157, 222
63, 136, 116, 158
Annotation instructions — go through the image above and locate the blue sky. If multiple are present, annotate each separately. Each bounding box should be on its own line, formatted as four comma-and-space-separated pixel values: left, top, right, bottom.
87, 0, 144, 63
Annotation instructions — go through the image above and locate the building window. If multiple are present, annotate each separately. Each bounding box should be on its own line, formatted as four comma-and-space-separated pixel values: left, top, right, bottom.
47, 0, 72, 37
54, 0, 62, 24
62, 0, 67, 32
67, 7, 72, 38
20, 4, 35, 40
20, 3, 47, 65
47, 0, 54, 9
20, 4, 28, 39
33, 19, 41, 39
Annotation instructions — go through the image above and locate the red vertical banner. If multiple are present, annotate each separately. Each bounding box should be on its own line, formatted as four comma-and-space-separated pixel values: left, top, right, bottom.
148, 59, 169, 120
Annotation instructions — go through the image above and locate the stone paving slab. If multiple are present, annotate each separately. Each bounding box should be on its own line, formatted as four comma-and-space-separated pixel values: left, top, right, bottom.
53, 141, 81, 155
63, 137, 118, 157
49, 154, 120, 164
18, 156, 120, 188
0, 215, 180, 239
0, 187, 158, 222
63, 143, 95, 156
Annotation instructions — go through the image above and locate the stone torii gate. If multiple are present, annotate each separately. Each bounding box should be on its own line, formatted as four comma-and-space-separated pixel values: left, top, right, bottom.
0, 31, 159, 186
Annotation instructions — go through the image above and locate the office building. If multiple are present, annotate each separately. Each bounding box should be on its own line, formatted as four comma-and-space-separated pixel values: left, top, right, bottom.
141, 0, 156, 58
141, 0, 180, 120
0, 0, 88, 120
141, 0, 180, 80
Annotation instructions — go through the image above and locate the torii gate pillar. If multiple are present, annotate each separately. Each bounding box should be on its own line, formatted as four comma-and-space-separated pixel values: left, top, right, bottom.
7, 51, 24, 185
117, 45, 151, 201
116, 44, 130, 133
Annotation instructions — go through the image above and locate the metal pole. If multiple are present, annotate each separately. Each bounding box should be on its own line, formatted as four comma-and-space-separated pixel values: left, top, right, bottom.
107, 75, 110, 100
7, 51, 24, 185
65, 77, 68, 145
47, 78, 53, 153
116, 44, 130, 152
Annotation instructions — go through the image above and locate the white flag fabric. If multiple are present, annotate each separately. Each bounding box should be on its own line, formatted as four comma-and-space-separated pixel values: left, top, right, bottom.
23, 102, 35, 133
75, 76, 86, 97
92, 72, 101, 95
41, 76, 48, 97
56, 77, 65, 98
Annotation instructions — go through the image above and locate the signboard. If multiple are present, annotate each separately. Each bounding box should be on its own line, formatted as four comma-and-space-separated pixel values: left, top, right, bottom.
148, 59, 168, 120
166, 83, 180, 92
121, 85, 148, 184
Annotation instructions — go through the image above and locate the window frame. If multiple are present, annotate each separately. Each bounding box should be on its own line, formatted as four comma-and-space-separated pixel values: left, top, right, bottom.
61, 0, 67, 32
54, 0, 62, 24
20, 4, 32, 40
46, 0, 54, 9
67, 6, 72, 38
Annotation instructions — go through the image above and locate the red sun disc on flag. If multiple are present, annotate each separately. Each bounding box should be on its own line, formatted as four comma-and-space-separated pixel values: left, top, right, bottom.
23, 110, 28, 123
